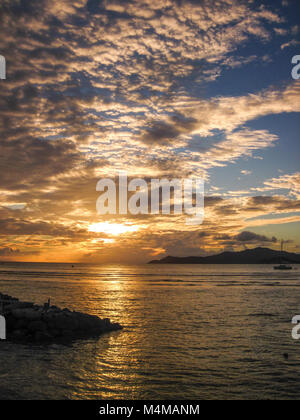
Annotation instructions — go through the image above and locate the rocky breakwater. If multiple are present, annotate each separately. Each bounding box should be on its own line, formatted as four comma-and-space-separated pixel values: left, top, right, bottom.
0, 292, 122, 343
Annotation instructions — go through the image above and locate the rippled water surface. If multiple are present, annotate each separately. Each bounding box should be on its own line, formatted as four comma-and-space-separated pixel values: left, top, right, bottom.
0, 262, 300, 400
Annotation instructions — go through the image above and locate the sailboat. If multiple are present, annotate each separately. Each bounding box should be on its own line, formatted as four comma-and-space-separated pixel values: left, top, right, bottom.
274, 240, 292, 270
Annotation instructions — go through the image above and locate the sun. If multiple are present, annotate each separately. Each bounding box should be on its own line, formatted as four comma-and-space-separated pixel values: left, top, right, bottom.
88, 222, 140, 236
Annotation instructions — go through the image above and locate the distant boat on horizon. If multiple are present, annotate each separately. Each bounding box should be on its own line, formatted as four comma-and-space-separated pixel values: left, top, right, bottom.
274, 241, 293, 270
274, 264, 293, 270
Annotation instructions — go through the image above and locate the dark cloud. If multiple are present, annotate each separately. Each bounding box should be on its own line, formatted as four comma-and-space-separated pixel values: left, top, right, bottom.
235, 231, 277, 244
205, 197, 224, 207
198, 231, 210, 238
214, 234, 232, 241
212, 231, 278, 248
216, 205, 238, 216
245, 196, 300, 212
0, 247, 20, 256
249, 196, 278, 206
142, 121, 181, 145
0, 218, 87, 237
0, 135, 81, 190
141, 114, 198, 145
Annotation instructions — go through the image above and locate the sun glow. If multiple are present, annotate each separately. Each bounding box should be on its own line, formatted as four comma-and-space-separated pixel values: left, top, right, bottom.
88, 222, 140, 236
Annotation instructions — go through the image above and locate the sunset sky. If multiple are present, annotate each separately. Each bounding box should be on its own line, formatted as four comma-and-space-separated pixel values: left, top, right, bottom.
0, 0, 299, 263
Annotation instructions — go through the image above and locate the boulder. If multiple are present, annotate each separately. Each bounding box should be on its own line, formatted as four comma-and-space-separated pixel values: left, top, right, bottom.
34, 331, 53, 342
27, 320, 47, 333
11, 308, 42, 321
4, 302, 34, 312
11, 330, 28, 340
1, 292, 123, 343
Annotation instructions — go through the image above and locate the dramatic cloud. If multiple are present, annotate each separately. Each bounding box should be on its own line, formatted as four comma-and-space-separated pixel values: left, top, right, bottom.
255, 172, 300, 199
0, 0, 299, 261
235, 231, 277, 244
0, 247, 20, 256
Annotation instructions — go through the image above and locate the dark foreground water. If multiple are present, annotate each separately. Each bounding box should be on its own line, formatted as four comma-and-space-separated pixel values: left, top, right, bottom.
0, 263, 299, 400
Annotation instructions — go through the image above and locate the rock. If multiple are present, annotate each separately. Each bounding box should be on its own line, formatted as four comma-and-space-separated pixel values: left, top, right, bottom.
14, 319, 27, 329
48, 328, 61, 338
27, 320, 47, 333
11, 308, 42, 321
11, 330, 28, 340
34, 331, 53, 342
1, 291, 123, 344
3, 302, 34, 313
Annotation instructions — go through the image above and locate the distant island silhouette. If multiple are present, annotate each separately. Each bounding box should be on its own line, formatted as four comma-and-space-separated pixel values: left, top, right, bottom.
149, 247, 300, 265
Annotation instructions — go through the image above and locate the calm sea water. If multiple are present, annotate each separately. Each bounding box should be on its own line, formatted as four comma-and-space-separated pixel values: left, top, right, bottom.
0, 262, 299, 400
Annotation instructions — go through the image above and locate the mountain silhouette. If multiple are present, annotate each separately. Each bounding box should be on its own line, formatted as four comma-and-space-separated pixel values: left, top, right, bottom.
149, 247, 300, 265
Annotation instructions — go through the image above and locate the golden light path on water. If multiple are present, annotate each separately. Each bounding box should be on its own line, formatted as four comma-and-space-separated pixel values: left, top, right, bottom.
0, 263, 300, 399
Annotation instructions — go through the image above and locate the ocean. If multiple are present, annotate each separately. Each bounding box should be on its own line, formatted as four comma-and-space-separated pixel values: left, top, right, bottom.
0, 262, 299, 400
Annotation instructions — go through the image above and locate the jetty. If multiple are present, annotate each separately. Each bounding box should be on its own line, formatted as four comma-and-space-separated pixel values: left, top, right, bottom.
0, 292, 122, 343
